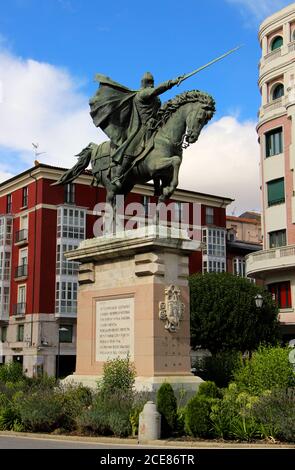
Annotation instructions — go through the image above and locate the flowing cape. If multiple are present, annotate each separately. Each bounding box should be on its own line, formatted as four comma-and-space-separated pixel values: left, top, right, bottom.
89, 75, 141, 163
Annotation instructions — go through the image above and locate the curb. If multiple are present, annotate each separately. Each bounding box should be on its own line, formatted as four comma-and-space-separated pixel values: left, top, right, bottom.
0, 431, 294, 448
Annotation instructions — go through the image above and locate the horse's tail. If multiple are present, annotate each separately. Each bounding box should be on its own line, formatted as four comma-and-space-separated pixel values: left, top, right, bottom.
51, 143, 94, 186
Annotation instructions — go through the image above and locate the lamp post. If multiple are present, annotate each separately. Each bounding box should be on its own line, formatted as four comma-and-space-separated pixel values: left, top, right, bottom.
255, 293, 263, 309
56, 327, 68, 379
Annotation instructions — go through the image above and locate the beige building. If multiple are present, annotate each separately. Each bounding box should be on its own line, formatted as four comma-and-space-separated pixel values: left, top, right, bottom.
226, 212, 262, 245
246, 3, 295, 340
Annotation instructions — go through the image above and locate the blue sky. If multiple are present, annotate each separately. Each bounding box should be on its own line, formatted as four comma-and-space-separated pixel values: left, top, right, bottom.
0, 0, 294, 213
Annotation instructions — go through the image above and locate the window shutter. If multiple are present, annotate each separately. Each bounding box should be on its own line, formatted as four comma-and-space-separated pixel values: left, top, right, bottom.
267, 178, 285, 205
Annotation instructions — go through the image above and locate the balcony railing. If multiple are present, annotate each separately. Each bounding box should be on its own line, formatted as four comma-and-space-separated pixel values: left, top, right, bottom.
265, 48, 282, 63
246, 244, 295, 278
15, 264, 28, 279
263, 97, 284, 113
13, 302, 26, 316
15, 229, 28, 244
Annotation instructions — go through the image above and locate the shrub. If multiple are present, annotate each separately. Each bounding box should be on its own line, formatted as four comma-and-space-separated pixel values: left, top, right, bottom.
15, 391, 65, 432
59, 383, 93, 429
99, 356, 136, 398
78, 389, 133, 437
0, 407, 20, 431
77, 402, 111, 436
193, 351, 242, 388
234, 345, 295, 395
26, 374, 57, 391
185, 395, 215, 438
210, 383, 261, 441
198, 381, 221, 399
0, 362, 25, 384
156, 383, 177, 437
253, 388, 295, 442
176, 407, 186, 436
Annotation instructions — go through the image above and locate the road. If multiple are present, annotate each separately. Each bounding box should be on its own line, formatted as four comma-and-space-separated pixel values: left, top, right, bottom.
0, 434, 161, 449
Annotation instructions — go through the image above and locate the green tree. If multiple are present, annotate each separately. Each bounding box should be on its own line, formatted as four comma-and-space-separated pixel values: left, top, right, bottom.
190, 272, 279, 354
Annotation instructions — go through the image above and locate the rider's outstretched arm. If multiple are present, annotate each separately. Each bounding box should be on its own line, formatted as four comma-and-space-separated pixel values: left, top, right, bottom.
151, 79, 178, 97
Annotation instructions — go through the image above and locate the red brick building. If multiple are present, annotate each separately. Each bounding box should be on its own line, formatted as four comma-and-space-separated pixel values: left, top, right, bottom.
0, 163, 233, 377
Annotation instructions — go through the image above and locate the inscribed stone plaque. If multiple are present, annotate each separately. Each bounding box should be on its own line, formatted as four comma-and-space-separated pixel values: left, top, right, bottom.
96, 297, 134, 361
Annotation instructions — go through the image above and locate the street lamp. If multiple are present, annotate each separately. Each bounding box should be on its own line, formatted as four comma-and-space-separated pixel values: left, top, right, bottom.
56, 327, 68, 379
255, 294, 263, 309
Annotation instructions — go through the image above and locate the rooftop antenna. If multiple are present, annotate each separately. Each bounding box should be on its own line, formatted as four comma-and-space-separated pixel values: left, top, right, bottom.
32, 142, 46, 163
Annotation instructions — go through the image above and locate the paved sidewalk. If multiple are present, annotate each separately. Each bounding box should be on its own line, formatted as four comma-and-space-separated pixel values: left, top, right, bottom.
0, 431, 294, 448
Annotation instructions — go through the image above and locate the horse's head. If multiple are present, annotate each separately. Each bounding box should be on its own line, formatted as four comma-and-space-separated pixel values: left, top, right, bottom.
185, 102, 214, 144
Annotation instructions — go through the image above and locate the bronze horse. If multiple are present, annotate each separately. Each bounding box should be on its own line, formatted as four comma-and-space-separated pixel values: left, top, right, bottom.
54, 90, 215, 206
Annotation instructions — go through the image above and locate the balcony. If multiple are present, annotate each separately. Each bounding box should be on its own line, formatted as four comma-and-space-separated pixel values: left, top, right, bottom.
14, 264, 28, 280
264, 48, 282, 63
13, 302, 26, 316
246, 245, 295, 279
15, 229, 28, 246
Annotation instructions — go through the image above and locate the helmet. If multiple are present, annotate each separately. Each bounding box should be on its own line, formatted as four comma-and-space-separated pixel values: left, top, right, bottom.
141, 71, 154, 88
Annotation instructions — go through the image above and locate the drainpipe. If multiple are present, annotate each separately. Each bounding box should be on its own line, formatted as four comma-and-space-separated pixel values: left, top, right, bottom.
29, 168, 38, 347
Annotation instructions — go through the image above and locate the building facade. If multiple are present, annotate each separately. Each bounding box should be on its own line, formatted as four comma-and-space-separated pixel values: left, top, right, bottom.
0, 163, 232, 377
246, 3, 295, 340
226, 213, 262, 277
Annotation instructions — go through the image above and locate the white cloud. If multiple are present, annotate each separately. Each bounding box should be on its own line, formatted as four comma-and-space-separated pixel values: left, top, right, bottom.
0, 47, 104, 171
226, 0, 292, 22
179, 116, 261, 215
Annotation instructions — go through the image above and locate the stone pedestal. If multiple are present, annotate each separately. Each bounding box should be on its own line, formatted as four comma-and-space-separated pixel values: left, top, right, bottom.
64, 225, 203, 393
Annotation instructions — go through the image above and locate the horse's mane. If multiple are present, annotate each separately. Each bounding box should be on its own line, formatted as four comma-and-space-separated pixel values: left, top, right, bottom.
157, 89, 216, 125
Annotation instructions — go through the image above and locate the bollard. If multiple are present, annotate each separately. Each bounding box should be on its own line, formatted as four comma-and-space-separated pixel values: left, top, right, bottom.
138, 401, 161, 443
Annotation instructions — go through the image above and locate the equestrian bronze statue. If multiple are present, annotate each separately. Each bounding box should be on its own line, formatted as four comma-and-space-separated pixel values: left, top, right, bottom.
54, 48, 240, 206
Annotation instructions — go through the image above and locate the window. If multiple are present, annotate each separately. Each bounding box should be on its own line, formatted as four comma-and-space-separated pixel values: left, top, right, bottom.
272, 83, 284, 100
6, 194, 12, 214
0, 287, 10, 315
0, 217, 12, 246
269, 229, 286, 248
233, 257, 246, 277
271, 36, 283, 51
17, 324, 24, 342
268, 281, 291, 308
203, 259, 226, 273
57, 207, 85, 240
64, 184, 75, 204
1, 327, 7, 343
20, 215, 28, 231
17, 285, 26, 305
56, 243, 79, 276
267, 178, 285, 206
0, 251, 11, 281
202, 228, 226, 257
22, 187, 28, 207
265, 128, 283, 157
59, 324, 73, 343
19, 248, 28, 266
205, 207, 214, 225
55, 281, 78, 315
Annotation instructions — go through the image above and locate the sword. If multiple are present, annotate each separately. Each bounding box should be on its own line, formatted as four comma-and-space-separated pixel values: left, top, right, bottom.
176, 45, 243, 86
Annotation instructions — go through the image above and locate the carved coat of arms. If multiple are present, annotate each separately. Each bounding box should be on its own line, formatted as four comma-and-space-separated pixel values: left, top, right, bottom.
159, 285, 184, 332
